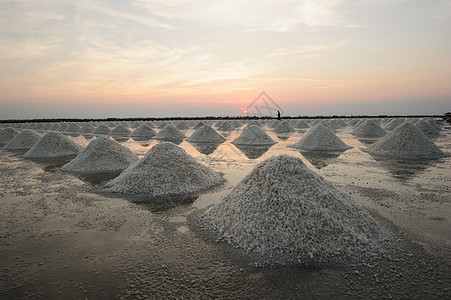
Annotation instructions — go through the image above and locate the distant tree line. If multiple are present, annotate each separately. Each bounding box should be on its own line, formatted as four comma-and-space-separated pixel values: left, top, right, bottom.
0, 114, 446, 124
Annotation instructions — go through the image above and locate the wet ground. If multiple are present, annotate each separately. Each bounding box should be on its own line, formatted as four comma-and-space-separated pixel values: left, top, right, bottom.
1, 125, 450, 299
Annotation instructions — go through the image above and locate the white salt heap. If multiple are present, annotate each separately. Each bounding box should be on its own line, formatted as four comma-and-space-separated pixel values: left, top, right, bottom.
153, 124, 185, 143
202, 155, 379, 257
187, 125, 226, 143
293, 120, 309, 129
24, 131, 82, 159
105, 142, 224, 198
352, 120, 386, 138
61, 136, 138, 174
93, 124, 111, 134
4, 130, 41, 150
217, 122, 234, 131
176, 122, 190, 130
66, 123, 81, 132
291, 124, 352, 151
130, 124, 156, 138
383, 119, 404, 131
363, 123, 448, 159
111, 124, 132, 136
273, 121, 296, 134
0, 127, 19, 143
80, 123, 95, 133
414, 120, 440, 137
232, 125, 276, 146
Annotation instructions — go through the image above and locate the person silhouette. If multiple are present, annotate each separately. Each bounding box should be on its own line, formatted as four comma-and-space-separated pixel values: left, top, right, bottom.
277, 110, 281, 121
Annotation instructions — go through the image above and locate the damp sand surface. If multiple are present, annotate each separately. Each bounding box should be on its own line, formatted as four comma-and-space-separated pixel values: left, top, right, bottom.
0, 126, 450, 299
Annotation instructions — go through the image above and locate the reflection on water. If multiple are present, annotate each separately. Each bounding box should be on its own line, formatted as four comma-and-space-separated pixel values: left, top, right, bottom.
372, 156, 438, 181
234, 144, 273, 159
300, 151, 342, 169
190, 142, 222, 155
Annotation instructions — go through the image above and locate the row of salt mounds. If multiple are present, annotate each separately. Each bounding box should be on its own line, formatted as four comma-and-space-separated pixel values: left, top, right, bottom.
414, 120, 440, 137
176, 122, 190, 130
111, 124, 132, 136
154, 124, 185, 143
201, 155, 379, 258
130, 124, 156, 138
24, 131, 82, 159
187, 125, 226, 143
66, 123, 81, 133
0, 127, 19, 143
273, 121, 296, 134
62, 137, 138, 174
232, 125, 276, 146
105, 142, 225, 198
4, 130, 41, 150
80, 123, 95, 133
351, 120, 386, 138
290, 124, 352, 151
363, 123, 448, 159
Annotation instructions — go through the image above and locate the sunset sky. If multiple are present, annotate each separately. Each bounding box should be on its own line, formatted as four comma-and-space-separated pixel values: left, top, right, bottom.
1, 0, 450, 119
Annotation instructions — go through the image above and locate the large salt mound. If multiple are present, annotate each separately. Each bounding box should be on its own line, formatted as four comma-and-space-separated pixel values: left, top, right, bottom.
24, 131, 82, 159
80, 123, 95, 133
363, 123, 448, 159
351, 120, 386, 138
105, 142, 224, 198
0, 127, 20, 143
232, 125, 276, 146
202, 155, 379, 257
111, 124, 132, 136
93, 124, 111, 134
153, 124, 185, 143
130, 124, 156, 138
291, 124, 352, 151
61, 137, 138, 174
273, 121, 296, 134
175, 122, 190, 130
187, 125, 226, 143
4, 130, 41, 150
66, 123, 81, 133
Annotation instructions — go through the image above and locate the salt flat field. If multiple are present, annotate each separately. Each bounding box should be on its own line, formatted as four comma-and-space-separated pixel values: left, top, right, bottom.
1, 118, 450, 299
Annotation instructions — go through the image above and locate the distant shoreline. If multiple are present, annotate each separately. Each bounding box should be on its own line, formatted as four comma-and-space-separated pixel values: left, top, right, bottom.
0, 114, 446, 124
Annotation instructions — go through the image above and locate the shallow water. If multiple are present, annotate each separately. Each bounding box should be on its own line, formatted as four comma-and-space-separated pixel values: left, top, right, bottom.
1, 124, 450, 299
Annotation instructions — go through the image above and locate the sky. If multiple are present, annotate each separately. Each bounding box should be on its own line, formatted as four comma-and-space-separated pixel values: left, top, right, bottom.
0, 0, 450, 119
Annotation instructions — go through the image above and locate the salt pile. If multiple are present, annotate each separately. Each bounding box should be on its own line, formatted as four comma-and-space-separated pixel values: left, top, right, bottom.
57, 123, 69, 131
61, 136, 138, 174
351, 120, 386, 138
80, 123, 95, 133
24, 131, 82, 159
273, 121, 296, 134
105, 142, 224, 198
414, 120, 440, 137
201, 155, 379, 257
176, 122, 190, 130
66, 123, 81, 132
130, 124, 156, 138
193, 121, 206, 130
217, 122, 234, 131
0, 127, 19, 143
3, 130, 41, 150
111, 124, 132, 136
293, 120, 309, 129
363, 123, 448, 159
93, 124, 111, 134
232, 125, 276, 146
383, 119, 404, 131
291, 124, 352, 151
153, 124, 185, 143
187, 125, 226, 143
